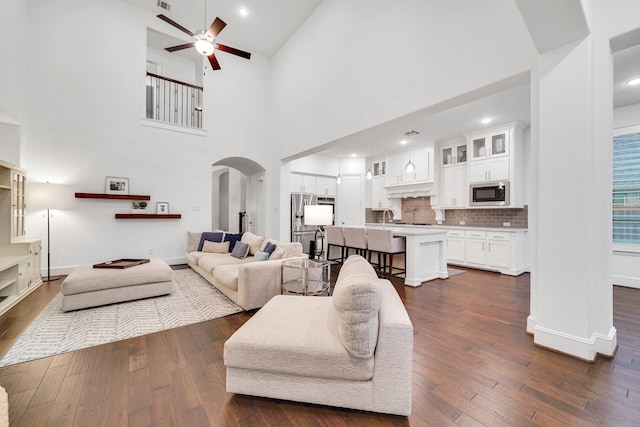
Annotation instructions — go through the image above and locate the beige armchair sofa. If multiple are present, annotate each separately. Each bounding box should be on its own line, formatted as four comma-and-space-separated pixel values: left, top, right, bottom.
186, 231, 305, 310
224, 255, 414, 416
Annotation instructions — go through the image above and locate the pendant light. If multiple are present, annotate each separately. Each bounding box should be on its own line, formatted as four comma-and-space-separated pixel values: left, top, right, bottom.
405, 159, 415, 173
366, 144, 373, 180
404, 125, 419, 173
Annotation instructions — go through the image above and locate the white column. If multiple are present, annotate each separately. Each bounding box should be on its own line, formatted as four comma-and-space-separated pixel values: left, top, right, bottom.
529, 31, 616, 360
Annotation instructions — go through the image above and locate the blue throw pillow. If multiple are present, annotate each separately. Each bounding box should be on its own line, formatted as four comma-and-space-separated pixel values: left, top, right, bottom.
231, 241, 250, 259
263, 241, 276, 255
253, 250, 269, 261
198, 232, 224, 251
224, 232, 244, 252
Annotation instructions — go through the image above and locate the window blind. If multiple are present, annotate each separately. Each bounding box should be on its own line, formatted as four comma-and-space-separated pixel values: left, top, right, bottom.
613, 131, 640, 244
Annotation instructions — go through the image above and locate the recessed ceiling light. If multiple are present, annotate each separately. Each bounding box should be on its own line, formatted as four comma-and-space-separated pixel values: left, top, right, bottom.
627, 78, 640, 86
350, 153, 357, 158
400, 139, 408, 145
238, 7, 249, 17
480, 117, 493, 124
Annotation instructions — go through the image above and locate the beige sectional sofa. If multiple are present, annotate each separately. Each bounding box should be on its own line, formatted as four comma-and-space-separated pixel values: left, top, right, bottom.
223, 255, 414, 416
186, 231, 305, 310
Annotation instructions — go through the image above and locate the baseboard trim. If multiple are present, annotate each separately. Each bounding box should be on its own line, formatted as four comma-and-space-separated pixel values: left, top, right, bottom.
532, 325, 618, 361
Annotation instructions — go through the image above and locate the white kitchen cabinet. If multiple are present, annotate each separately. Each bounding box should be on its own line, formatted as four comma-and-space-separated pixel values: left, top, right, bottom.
316, 176, 336, 196
430, 226, 528, 275
464, 230, 487, 265
486, 232, 511, 268
386, 146, 434, 185
439, 163, 468, 208
464, 123, 525, 207
468, 157, 509, 183
290, 173, 317, 194
446, 230, 465, 263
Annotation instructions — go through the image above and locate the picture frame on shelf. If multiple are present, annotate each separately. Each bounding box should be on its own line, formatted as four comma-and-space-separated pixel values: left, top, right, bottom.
156, 202, 169, 215
105, 177, 129, 195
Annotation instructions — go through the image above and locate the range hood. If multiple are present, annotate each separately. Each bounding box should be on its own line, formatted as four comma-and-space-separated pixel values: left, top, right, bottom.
384, 181, 436, 198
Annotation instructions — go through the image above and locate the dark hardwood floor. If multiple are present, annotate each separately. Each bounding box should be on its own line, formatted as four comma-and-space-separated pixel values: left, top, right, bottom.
0, 266, 639, 426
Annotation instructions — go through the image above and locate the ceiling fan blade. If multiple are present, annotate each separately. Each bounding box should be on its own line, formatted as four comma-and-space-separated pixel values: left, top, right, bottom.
206, 17, 227, 39
208, 52, 221, 70
157, 14, 194, 37
216, 43, 251, 60
165, 42, 195, 52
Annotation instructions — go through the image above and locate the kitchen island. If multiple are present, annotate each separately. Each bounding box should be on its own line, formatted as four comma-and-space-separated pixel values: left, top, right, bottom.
366, 225, 448, 286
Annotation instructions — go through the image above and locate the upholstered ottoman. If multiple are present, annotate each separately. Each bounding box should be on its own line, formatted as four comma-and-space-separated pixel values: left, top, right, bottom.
60, 258, 174, 311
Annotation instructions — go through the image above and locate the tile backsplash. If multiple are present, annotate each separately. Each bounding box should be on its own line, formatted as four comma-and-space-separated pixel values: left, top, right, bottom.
366, 197, 528, 228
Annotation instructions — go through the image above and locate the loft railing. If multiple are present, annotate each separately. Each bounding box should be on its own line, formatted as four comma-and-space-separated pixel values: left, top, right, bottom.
145, 72, 203, 129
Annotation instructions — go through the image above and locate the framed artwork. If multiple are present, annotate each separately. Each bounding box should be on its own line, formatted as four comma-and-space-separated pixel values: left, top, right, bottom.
156, 202, 169, 215
105, 177, 129, 195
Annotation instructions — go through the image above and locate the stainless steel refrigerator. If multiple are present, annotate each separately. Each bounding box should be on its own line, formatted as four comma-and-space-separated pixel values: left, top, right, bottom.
291, 193, 318, 254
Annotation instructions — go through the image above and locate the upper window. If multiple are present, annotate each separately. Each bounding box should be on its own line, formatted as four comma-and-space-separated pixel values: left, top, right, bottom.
613, 129, 640, 245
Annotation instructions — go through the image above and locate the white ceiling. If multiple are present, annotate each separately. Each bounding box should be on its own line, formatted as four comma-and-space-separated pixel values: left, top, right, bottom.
131, 0, 640, 160
128, 0, 322, 58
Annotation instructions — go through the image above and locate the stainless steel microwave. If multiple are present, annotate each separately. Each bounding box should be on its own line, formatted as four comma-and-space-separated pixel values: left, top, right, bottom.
469, 181, 510, 206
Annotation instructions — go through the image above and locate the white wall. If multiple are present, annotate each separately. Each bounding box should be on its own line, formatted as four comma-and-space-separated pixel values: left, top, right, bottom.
271, 0, 537, 160
6, 0, 274, 273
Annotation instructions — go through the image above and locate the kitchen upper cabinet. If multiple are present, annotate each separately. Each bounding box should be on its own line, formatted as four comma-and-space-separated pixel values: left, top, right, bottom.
437, 140, 468, 209
316, 176, 336, 197
290, 173, 317, 194
464, 122, 525, 207
468, 157, 509, 183
386, 145, 434, 185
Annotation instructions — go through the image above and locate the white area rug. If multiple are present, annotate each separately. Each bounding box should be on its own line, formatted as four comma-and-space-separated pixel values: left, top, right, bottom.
448, 268, 466, 277
0, 269, 243, 367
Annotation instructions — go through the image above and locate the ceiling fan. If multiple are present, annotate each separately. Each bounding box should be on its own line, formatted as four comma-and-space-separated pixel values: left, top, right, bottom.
157, 14, 251, 70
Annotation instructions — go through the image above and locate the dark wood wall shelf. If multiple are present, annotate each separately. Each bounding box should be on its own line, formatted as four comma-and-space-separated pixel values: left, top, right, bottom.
115, 214, 181, 219
75, 193, 151, 200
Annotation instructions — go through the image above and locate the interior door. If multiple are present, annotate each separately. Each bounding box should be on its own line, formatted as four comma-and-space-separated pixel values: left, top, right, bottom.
339, 174, 363, 226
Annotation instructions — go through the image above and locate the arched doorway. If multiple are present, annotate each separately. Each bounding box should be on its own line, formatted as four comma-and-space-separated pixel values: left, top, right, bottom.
212, 157, 266, 234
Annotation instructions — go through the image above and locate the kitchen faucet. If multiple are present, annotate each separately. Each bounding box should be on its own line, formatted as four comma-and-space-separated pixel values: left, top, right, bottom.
382, 209, 393, 227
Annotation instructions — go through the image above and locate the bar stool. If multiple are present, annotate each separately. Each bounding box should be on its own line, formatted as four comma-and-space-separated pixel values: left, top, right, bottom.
325, 226, 346, 263
366, 228, 406, 280
343, 227, 368, 259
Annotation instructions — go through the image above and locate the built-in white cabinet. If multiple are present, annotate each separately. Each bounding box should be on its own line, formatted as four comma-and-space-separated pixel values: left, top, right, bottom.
464, 123, 525, 207
432, 226, 528, 275
290, 173, 317, 194
0, 160, 43, 316
370, 176, 401, 214
446, 230, 465, 262
437, 140, 468, 209
316, 176, 336, 197
386, 145, 434, 185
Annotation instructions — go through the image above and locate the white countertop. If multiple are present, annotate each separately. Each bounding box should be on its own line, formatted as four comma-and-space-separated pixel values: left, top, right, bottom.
365, 223, 528, 232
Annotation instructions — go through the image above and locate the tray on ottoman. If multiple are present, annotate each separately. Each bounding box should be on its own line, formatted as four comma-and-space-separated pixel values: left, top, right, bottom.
93, 258, 150, 269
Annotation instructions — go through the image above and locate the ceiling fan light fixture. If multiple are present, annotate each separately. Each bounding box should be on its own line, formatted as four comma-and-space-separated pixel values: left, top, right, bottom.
194, 31, 214, 55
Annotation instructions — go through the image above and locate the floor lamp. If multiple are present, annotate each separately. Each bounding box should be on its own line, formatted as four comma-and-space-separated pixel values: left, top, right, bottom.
26, 182, 70, 282
303, 204, 334, 260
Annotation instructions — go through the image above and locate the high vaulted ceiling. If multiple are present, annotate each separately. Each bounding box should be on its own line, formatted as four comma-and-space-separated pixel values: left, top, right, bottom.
127, 0, 322, 58
131, 0, 640, 160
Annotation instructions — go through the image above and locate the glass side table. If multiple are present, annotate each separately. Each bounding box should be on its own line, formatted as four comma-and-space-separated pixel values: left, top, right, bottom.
281, 257, 331, 296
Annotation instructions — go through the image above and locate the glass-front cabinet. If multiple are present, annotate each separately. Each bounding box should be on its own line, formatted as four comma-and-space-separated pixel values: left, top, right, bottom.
442, 143, 468, 166
12, 171, 25, 240
470, 131, 509, 161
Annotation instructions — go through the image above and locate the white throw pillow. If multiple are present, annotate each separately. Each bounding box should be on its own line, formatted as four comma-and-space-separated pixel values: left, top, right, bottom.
241, 232, 266, 256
